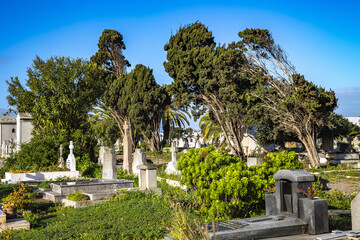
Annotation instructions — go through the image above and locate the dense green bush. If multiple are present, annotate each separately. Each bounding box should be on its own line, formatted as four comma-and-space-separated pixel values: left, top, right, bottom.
38, 182, 51, 189
178, 146, 303, 221
316, 189, 355, 210
67, 192, 90, 201
117, 168, 139, 187
77, 154, 102, 178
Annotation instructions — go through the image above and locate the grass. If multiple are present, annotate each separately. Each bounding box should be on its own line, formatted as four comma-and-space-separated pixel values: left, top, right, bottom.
12, 192, 172, 240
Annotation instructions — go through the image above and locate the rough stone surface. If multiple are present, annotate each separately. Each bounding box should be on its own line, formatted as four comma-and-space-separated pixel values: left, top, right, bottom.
299, 198, 329, 235
352, 193, 360, 230
123, 122, 132, 173
273, 169, 315, 182
98, 146, 105, 165
265, 194, 278, 216
209, 216, 307, 240
102, 147, 117, 180
132, 149, 147, 176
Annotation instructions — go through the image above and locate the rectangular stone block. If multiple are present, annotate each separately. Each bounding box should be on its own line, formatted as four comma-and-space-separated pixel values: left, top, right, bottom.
299, 198, 329, 235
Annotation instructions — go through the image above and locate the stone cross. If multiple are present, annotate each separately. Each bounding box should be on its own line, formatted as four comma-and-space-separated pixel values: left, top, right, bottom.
316, 230, 360, 240
66, 141, 76, 171
165, 141, 180, 175
102, 147, 117, 180
352, 193, 360, 230
123, 121, 133, 173
58, 144, 65, 168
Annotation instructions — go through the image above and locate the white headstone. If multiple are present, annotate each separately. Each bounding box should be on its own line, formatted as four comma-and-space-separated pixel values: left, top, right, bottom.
352, 193, 360, 230
132, 149, 147, 176
123, 121, 133, 173
66, 141, 76, 171
102, 147, 117, 180
165, 142, 180, 175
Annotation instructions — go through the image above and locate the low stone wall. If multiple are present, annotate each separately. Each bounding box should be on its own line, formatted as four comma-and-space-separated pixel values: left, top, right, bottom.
2, 171, 80, 183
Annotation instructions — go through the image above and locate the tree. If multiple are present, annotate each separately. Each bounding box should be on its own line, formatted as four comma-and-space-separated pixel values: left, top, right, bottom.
199, 113, 223, 146
104, 64, 171, 151
164, 22, 256, 157
239, 28, 337, 168
91, 29, 134, 147
6, 56, 103, 164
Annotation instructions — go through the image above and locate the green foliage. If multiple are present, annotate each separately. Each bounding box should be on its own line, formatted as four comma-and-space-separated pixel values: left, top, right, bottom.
38, 182, 51, 189
117, 168, 139, 187
14, 191, 172, 239
77, 153, 102, 179
6, 56, 103, 169
316, 190, 355, 210
67, 192, 90, 201
158, 180, 196, 205
164, 22, 257, 157
329, 215, 352, 231
178, 146, 303, 221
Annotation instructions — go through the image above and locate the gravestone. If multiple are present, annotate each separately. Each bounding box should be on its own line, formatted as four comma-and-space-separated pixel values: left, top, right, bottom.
123, 121, 133, 173
132, 149, 147, 176
247, 157, 262, 167
66, 141, 76, 171
352, 193, 360, 230
102, 147, 117, 180
98, 146, 105, 165
165, 142, 180, 175
137, 164, 159, 192
58, 144, 64, 168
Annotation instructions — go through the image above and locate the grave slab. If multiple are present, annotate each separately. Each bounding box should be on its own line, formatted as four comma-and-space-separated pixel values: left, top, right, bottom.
352, 193, 360, 230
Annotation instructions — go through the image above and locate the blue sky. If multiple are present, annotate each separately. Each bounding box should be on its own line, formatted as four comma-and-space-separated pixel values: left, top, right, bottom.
1, 0, 359, 129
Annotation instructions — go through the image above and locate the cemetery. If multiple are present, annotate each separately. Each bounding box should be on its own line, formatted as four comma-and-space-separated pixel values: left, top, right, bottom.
0, 10, 359, 240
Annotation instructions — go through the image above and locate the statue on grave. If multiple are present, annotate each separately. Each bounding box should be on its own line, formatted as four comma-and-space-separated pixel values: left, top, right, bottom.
66, 141, 76, 171
58, 144, 65, 168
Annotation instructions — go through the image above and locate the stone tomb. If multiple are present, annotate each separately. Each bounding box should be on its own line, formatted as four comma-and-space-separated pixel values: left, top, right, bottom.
43, 179, 134, 202
209, 169, 329, 240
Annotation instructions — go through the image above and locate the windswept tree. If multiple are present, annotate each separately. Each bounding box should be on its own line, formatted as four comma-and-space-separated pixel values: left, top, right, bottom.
105, 64, 170, 151
164, 22, 256, 157
91, 29, 134, 145
239, 29, 337, 168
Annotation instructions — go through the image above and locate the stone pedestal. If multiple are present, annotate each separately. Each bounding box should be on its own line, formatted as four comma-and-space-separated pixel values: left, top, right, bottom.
138, 164, 158, 189
299, 198, 329, 234
132, 149, 147, 176
66, 141, 76, 171
352, 193, 360, 230
102, 148, 117, 180
123, 122, 133, 173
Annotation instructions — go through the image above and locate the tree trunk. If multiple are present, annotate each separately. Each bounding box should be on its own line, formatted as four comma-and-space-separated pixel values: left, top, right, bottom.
299, 133, 320, 168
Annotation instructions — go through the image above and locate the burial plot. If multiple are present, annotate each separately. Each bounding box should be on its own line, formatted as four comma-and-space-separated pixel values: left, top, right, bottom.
210, 169, 329, 240
102, 147, 117, 180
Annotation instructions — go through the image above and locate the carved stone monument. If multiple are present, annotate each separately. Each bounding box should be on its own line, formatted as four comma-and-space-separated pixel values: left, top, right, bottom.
132, 149, 147, 176
66, 141, 76, 171
98, 146, 105, 165
165, 142, 180, 175
58, 144, 65, 168
102, 147, 117, 180
352, 193, 360, 231
123, 121, 133, 173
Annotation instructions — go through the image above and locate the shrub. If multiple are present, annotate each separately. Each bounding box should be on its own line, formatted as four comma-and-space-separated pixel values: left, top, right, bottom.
2, 183, 32, 209
67, 192, 90, 201
117, 168, 139, 187
177, 146, 303, 221
77, 153, 102, 178
38, 182, 51, 189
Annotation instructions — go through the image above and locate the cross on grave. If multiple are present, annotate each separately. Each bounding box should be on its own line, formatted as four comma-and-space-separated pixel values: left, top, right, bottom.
316, 230, 360, 240
66, 141, 76, 171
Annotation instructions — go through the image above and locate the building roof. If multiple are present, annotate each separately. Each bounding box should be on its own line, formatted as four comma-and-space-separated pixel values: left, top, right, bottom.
0, 116, 16, 123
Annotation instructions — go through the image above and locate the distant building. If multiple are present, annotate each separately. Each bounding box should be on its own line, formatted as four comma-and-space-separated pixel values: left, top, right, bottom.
344, 117, 360, 127
0, 113, 33, 158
